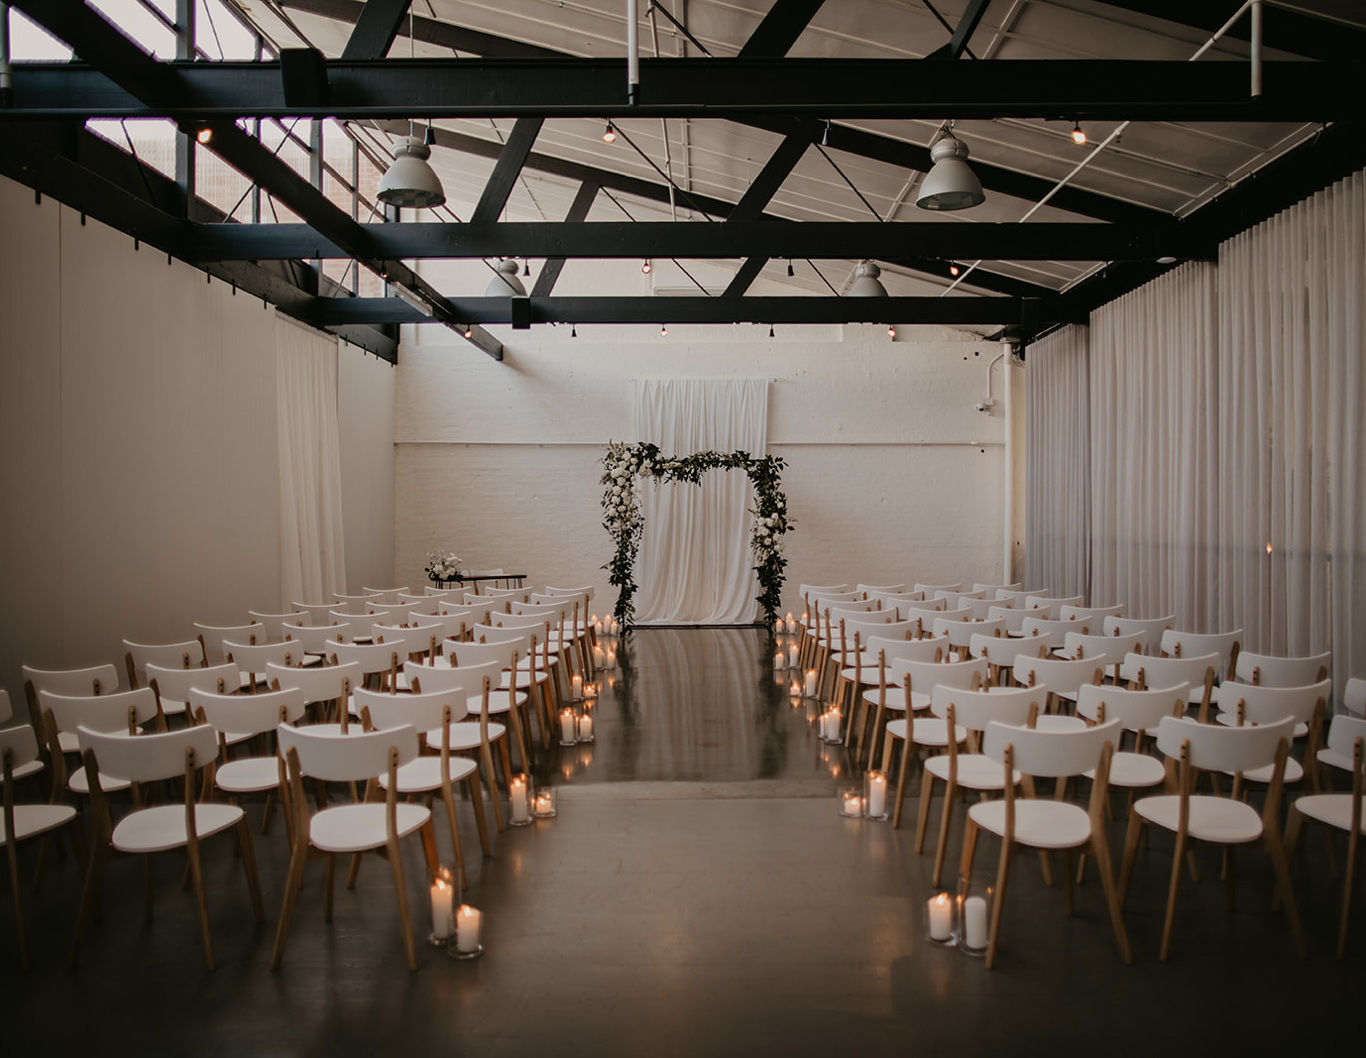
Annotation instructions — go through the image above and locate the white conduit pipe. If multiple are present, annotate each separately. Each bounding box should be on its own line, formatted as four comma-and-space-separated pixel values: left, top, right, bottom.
626, 0, 640, 105
941, 0, 1258, 296
998, 343, 1015, 582
1, 3, 13, 108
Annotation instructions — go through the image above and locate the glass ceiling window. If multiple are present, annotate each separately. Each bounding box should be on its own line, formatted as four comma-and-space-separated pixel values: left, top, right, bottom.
89, 0, 177, 59
7, 9, 74, 60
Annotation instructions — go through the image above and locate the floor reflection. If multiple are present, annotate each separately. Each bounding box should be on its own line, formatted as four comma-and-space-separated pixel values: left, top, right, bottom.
543, 627, 840, 787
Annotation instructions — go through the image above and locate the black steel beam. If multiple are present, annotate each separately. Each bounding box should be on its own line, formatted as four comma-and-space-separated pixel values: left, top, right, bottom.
738, 0, 828, 58
927, 0, 991, 60
341, 0, 412, 60
189, 220, 1198, 263
530, 179, 599, 297
728, 135, 807, 223
7, 57, 1360, 122
470, 117, 544, 227
723, 257, 771, 297
308, 295, 1082, 327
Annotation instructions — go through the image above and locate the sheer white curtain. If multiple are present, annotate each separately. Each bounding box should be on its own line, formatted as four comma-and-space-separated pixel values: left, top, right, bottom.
1087, 261, 1220, 630
634, 378, 768, 624
1216, 170, 1365, 685
1025, 324, 1091, 599
276, 317, 347, 605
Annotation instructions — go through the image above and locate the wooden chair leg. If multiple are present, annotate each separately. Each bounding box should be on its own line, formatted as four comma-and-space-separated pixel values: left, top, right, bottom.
930, 779, 958, 888
483, 742, 507, 833
1338, 826, 1358, 959
1118, 806, 1142, 908
387, 832, 418, 972
1265, 829, 1307, 959
186, 842, 216, 971
890, 737, 913, 829
985, 838, 1014, 970
1089, 833, 1133, 964
912, 763, 933, 840
1159, 831, 1187, 962
269, 837, 309, 970
959, 816, 980, 883
236, 817, 266, 921
464, 773, 492, 857
441, 783, 468, 891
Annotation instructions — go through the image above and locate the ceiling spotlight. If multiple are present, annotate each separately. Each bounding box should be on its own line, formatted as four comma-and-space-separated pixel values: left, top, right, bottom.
571, 324, 577, 338
522, 260, 531, 277
660, 323, 668, 337
196, 125, 213, 145
787, 259, 795, 277
602, 122, 617, 144
821, 120, 831, 147
378, 137, 446, 209
1071, 123, 1087, 146
887, 324, 897, 338
485, 259, 528, 296
769, 324, 775, 338
948, 262, 961, 277
642, 260, 652, 274
848, 260, 888, 297
916, 131, 985, 211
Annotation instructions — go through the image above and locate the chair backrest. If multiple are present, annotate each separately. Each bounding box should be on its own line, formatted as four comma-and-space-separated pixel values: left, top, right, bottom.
1021, 616, 1091, 639
146, 661, 240, 701
913, 582, 962, 595
974, 582, 1022, 595
265, 660, 363, 703
1155, 714, 1295, 773
39, 687, 158, 734
1234, 650, 1331, 688
473, 624, 535, 650
78, 723, 221, 784
986, 606, 1032, 634
0, 724, 42, 774
1012, 655, 1105, 696
1060, 604, 1123, 622
372, 622, 441, 657
799, 583, 848, 597
531, 591, 587, 611
223, 639, 303, 671
362, 586, 409, 604
866, 590, 925, 605
291, 622, 354, 652
277, 723, 419, 783
995, 588, 1047, 604
929, 684, 1044, 731
934, 589, 986, 606
970, 632, 1052, 668
1104, 615, 1175, 653
964, 598, 1006, 619
189, 685, 307, 736
865, 634, 945, 666
935, 616, 1006, 649
23, 662, 122, 698
292, 601, 342, 625
856, 583, 904, 594
443, 639, 516, 670
1212, 679, 1332, 726
1346, 678, 1366, 717
1119, 651, 1219, 691
330, 640, 404, 676
824, 600, 882, 615
838, 614, 904, 642
194, 622, 265, 664
930, 606, 974, 623
247, 610, 310, 640
1160, 629, 1243, 679
123, 639, 207, 689
898, 656, 988, 692
983, 717, 1122, 778
545, 585, 594, 601
404, 658, 503, 698
1325, 713, 1366, 758
1027, 593, 1082, 610
1062, 631, 1146, 667
355, 686, 470, 732
333, 591, 378, 609
805, 588, 856, 607
899, 599, 948, 618
1075, 682, 1190, 731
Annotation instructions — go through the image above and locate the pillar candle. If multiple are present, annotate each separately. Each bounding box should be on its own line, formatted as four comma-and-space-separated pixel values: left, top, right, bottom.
560, 708, 577, 744
578, 713, 593, 740
430, 876, 454, 939
790, 680, 801, 699
866, 772, 887, 818
534, 790, 555, 816
593, 645, 605, 669
774, 617, 784, 635
774, 651, 785, 671
509, 776, 530, 823
606, 649, 616, 670
456, 904, 482, 953
572, 673, 583, 700
928, 893, 953, 941
786, 613, 796, 634
805, 669, 817, 697
610, 619, 619, 636
963, 895, 988, 950
594, 620, 604, 637
842, 790, 863, 816
787, 645, 799, 669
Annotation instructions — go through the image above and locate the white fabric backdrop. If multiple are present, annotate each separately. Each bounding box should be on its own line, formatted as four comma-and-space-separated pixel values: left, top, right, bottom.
634, 378, 769, 624
1025, 324, 1091, 599
276, 317, 348, 605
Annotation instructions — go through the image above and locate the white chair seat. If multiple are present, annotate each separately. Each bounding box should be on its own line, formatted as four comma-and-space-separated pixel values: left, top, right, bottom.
862, 687, 908, 712
423, 721, 506, 751
1034, 715, 1088, 733
1134, 794, 1264, 844
5, 758, 45, 782
0, 803, 77, 843
969, 799, 1092, 849
1086, 751, 1166, 788
839, 663, 880, 685
57, 731, 81, 754
68, 764, 132, 795
1293, 794, 1366, 834
1224, 757, 1304, 785
503, 669, 548, 691
377, 755, 479, 793
1215, 713, 1309, 738
215, 757, 284, 794
885, 717, 966, 747
158, 698, 189, 716
112, 803, 244, 854
309, 803, 431, 854
925, 753, 1020, 790
1317, 746, 1354, 773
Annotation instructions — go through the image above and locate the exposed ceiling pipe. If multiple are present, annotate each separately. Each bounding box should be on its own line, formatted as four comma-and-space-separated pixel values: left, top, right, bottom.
647, 3, 676, 220
626, 0, 640, 105
1, 3, 13, 108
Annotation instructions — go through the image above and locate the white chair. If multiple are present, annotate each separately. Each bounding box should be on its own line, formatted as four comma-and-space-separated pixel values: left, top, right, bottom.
971, 632, 1051, 687
964, 597, 1008, 620
36, 689, 159, 799
463, 628, 554, 748
1104, 615, 1175, 654
247, 610, 310, 641
189, 685, 307, 835
1119, 715, 1304, 961
1159, 628, 1243, 684
881, 658, 989, 816
362, 586, 410, 605
1059, 604, 1123, 623
1234, 650, 1331, 688
291, 621, 354, 656
331, 640, 405, 693
0, 691, 44, 786
995, 588, 1047, 605
1209, 680, 1331, 789
960, 717, 1130, 969
372, 621, 443, 662
1027, 593, 1083, 611
854, 642, 949, 764
934, 616, 1006, 660
914, 582, 962, 596
917, 684, 1043, 886
291, 601, 340, 625
1059, 631, 1147, 682
145, 661, 240, 728
974, 582, 1022, 595
1344, 678, 1366, 717
987, 605, 1033, 635
194, 622, 264, 665
122, 638, 207, 696
22, 664, 123, 745
1011, 655, 1106, 713
264, 660, 364, 731
1021, 615, 1091, 640
357, 686, 489, 886
1118, 651, 1219, 720
1285, 714, 1366, 958
2, 725, 83, 970
1076, 683, 1188, 793
223, 639, 307, 692
70, 723, 264, 970
935, 589, 986, 607
270, 723, 438, 972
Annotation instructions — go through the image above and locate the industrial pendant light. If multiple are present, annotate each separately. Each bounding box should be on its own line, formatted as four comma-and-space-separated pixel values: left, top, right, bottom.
485, 259, 528, 296
848, 260, 889, 297
915, 129, 985, 211
377, 6, 446, 210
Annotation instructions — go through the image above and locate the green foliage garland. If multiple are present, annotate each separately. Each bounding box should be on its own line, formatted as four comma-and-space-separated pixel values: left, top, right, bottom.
600, 441, 792, 632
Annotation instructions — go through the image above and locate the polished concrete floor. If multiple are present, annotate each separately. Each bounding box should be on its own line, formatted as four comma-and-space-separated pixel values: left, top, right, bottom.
3, 627, 1363, 1055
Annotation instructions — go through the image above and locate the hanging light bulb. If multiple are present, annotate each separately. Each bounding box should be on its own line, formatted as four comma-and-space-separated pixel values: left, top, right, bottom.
887, 324, 897, 338
571, 324, 577, 338
660, 323, 668, 337
787, 259, 795, 277
463, 325, 473, 339
769, 324, 775, 338
602, 122, 617, 144
821, 120, 831, 147
641, 259, 652, 274
948, 262, 961, 277
522, 260, 531, 277
196, 125, 213, 145
1071, 123, 1087, 146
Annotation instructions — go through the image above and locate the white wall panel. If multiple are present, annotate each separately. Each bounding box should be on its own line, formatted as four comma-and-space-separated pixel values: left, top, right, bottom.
339, 343, 397, 592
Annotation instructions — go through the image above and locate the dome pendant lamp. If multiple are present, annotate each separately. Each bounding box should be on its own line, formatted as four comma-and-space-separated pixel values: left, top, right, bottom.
485, 259, 528, 297
848, 260, 889, 297
378, 137, 446, 209
915, 130, 985, 211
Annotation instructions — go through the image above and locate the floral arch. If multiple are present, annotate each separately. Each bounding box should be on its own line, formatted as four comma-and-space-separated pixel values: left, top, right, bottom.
601, 441, 792, 632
